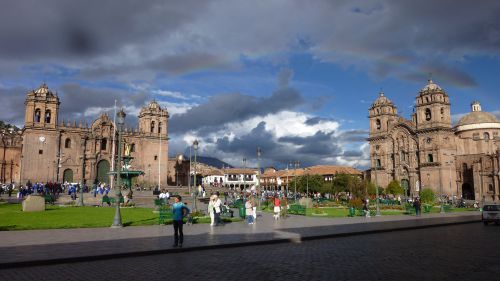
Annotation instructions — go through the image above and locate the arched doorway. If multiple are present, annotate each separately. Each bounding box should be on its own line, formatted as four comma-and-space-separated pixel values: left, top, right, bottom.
401, 179, 410, 197
63, 169, 73, 183
462, 183, 475, 200
96, 160, 110, 184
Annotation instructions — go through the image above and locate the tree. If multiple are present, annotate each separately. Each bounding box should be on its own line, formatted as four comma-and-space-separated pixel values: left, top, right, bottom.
288, 174, 324, 194
332, 174, 350, 196
366, 181, 377, 196
386, 180, 404, 195
420, 188, 435, 204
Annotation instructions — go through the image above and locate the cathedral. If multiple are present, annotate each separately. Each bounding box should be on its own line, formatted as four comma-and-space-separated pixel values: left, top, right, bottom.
19, 83, 169, 186
368, 80, 500, 203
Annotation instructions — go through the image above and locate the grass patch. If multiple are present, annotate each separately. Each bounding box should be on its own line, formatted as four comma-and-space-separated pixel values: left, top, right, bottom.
0, 204, 243, 231
0, 203, 161, 231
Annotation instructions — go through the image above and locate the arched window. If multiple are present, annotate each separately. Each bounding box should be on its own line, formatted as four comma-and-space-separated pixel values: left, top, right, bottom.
150, 121, 155, 133
489, 184, 494, 192
65, 138, 71, 148
376, 159, 381, 167
425, 97, 429, 103
376, 119, 381, 130
131, 143, 135, 152
425, 108, 432, 121
34, 109, 41, 123
45, 110, 51, 123
484, 132, 490, 140
158, 122, 162, 134
440, 107, 444, 114
101, 138, 107, 150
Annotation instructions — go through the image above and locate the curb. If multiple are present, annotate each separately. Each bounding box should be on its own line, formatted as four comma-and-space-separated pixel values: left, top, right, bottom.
0, 217, 480, 270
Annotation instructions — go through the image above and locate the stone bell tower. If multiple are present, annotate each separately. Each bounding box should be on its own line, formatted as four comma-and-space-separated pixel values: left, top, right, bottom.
24, 83, 60, 130
21, 83, 61, 184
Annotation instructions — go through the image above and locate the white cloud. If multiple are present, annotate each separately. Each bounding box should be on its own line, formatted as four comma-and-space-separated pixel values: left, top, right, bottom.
153, 89, 188, 100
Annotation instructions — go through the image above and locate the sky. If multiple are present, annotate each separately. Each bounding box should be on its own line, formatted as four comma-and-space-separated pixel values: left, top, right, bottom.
1, 0, 500, 170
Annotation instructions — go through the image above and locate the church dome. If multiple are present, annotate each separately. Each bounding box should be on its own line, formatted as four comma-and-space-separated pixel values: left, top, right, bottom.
455, 101, 500, 131
148, 100, 160, 110
457, 111, 499, 126
420, 79, 442, 92
371, 92, 394, 107
33, 83, 55, 97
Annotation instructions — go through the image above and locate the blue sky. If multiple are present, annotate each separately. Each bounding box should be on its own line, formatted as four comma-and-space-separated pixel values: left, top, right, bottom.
1, 0, 500, 170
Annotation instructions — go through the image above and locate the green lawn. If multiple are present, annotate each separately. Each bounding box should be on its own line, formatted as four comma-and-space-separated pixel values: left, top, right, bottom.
304, 205, 478, 217
0, 203, 164, 231
0, 203, 243, 231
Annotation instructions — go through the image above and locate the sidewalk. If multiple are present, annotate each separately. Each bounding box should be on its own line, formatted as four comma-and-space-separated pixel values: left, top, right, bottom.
0, 211, 480, 269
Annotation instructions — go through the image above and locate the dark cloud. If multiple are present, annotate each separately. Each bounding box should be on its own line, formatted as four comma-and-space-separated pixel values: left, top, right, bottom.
1, 1, 498, 84
338, 130, 369, 142
0, 86, 30, 126
0, 0, 208, 60
169, 87, 304, 133
212, 121, 355, 168
305, 116, 336, 125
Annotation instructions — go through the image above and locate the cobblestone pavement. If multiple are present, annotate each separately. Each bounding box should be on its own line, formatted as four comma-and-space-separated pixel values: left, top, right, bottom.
0, 212, 480, 266
1, 223, 498, 281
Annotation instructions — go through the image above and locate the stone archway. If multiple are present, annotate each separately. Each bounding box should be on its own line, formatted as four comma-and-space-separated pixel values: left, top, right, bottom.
462, 183, 475, 200
401, 179, 410, 197
96, 160, 110, 184
63, 169, 73, 183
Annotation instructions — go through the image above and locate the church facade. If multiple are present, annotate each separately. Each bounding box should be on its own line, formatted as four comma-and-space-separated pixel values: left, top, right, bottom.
19, 83, 169, 186
368, 80, 500, 203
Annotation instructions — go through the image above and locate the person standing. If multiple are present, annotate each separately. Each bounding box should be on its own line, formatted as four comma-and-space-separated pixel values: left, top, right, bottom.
213, 194, 223, 226
413, 197, 421, 216
172, 196, 189, 247
245, 199, 254, 224
273, 196, 281, 220
250, 194, 257, 221
208, 195, 216, 226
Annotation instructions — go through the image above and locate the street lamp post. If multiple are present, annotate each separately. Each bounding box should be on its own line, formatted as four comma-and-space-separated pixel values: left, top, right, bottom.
111, 109, 126, 228
188, 145, 192, 194
77, 137, 87, 207
243, 157, 246, 192
293, 160, 300, 203
193, 140, 199, 211
306, 168, 310, 208
257, 147, 261, 209
373, 154, 381, 216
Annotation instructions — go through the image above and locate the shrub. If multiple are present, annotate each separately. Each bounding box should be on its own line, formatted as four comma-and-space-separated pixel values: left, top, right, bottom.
348, 198, 363, 209
420, 188, 435, 204
386, 180, 404, 195
190, 210, 205, 217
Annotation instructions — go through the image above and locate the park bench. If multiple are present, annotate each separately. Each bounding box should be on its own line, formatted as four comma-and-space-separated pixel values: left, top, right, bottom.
288, 204, 306, 215
220, 205, 234, 218
230, 199, 244, 208
405, 204, 415, 215
44, 194, 55, 205
443, 204, 452, 213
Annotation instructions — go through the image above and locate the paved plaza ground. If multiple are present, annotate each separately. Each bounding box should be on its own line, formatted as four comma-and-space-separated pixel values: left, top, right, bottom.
0, 210, 480, 269
0, 222, 498, 281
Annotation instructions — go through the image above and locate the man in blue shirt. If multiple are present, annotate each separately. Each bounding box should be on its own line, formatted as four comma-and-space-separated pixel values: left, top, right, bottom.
171, 195, 189, 247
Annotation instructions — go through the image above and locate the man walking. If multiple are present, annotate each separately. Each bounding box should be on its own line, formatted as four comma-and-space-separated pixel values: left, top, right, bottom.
172, 195, 190, 247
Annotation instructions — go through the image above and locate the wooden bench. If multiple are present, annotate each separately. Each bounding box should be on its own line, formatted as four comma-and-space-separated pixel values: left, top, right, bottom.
405, 204, 415, 215
288, 204, 306, 215
443, 204, 452, 213
44, 194, 55, 205
220, 205, 234, 218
